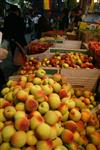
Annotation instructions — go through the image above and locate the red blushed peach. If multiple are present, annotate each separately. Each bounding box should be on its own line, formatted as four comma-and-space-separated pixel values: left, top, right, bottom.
28, 111, 41, 119
59, 89, 68, 99
82, 98, 90, 105
25, 99, 38, 112
25, 82, 34, 88
36, 139, 53, 150
11, 131, 27, 148
61, 129, 74, 144
81, 111, 91, 122
63, 120, 78, 132
68, 143, 78, 150
76, 120, 85, 132
18, 80, 26, 88
58, 102, 68, 115
90, 132, 100, 145
16, 90, 28, 102
15, 117, 29, 131
34, 90, 46, 102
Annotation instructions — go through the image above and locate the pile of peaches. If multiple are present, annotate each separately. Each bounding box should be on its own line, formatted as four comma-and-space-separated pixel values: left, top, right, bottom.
0, 69, 100, 150
18, 52, 95, 75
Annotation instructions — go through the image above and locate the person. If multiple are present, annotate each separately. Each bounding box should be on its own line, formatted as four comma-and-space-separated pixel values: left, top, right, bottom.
59, 9, 69, 30
0, 47, 8, 90
36, 11, 52, 39
3, 5, 27, 59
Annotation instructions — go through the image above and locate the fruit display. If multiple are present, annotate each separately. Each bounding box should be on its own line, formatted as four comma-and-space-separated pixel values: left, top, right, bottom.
27, 41, 53, 54
18, 52, 95, 75
0, 69, 100, 150
42, 30, 65, 37
41, 53, 94, 68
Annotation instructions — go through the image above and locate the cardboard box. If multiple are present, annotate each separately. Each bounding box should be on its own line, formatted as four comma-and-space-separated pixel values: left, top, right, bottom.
61, 68, 100, 91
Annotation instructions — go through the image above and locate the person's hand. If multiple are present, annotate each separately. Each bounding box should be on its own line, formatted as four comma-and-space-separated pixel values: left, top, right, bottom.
0, 48, 8, 60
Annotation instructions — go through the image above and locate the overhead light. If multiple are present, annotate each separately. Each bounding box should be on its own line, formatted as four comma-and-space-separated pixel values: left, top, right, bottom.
77, 0, 80, 3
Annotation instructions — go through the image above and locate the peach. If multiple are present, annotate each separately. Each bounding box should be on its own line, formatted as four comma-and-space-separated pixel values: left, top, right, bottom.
44, 110, 58, 125
83, 90, 92, 98
73, 131, 81, 143
61, 129, 74, 144
55, 123, 64, 136
18, 80, 26, 88
61, 110, 69, 121
79, 136, 88, 146
14, 111, 26, 120
26, 130, 37, 146
54, 145, 68, 150
0, 121, 4, 130
15, 117, 29, 131
30, 85, 42, 95
25, 98, 38, 112
90, 132, 100, 145
1, 87, 10, 96
16, 89, 28, 102
36, 123, 51, 140
42, 85, 53, 95
86, 143, 97, 150
4, 91, 14, 102
49, 125, 58, 140
15, 102, 25, 111
81, 110, 91, 122
2, 125, 16, 142
69, 108, 81, 121
38, 101, 49, 114
52, 137, 63, 149
59, 89, 68, 98
76, 120, 85, 132
0, 98, 11, 108
52, 73, 62, 82
97, 144, 100, 150
30, 115, 44, 130
27, 74, 35, 82
33, 77, 42, 85
11, 131, 27, 148
48, 93, 61, 109
0, 108, 6, 122
63, 120, 78, 132
58, 102, 68, 115
10, 147, 21, 150
86, 126, 95, 135
0, 142, 11, 150
23, 146, 36, 150
52, 82, 62, 93
36, 139, 53, 150
67, 143, 78, 150
34, 90, 46, 102
89, 113, 99, 127
4, 106, 16, 119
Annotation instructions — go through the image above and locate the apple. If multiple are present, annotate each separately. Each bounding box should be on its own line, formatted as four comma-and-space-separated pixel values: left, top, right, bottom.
35, 69, 46, 78
26, 130, 37, 146
16, 89, 28, 102
38, 101, 49, 114
52, 82, 62, 93
11, 131, 27, 148
48, 93, 61, 109
15, 102, 25, 111
2, 125, 16, 142
4, 106, 16, 119
33, 77, 42, 85
69, 108, 81, 121
15, 117, 29, 131
41, 85, 53, 95
44, 110, 58, 125
36, 139, 53, 150
30, 115, 44, 130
